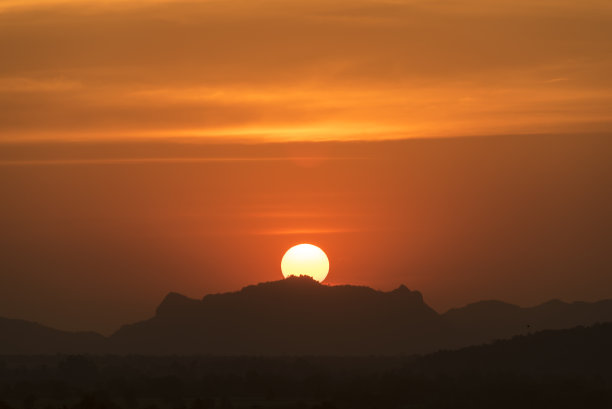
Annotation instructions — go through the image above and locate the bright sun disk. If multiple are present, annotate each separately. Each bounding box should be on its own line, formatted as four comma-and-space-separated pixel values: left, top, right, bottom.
281, 243, 329, 282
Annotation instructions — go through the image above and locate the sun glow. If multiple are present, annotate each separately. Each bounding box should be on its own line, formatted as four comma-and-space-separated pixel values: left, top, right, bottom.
281, 244, 329, 282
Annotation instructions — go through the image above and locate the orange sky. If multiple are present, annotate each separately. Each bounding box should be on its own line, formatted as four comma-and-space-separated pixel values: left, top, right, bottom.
1, 0, 612, 334
2, 0, 612, 141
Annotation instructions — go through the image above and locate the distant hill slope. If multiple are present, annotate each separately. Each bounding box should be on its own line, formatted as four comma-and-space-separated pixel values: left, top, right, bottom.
412, 322, 612, 378
2, 277, 612, 355
0, 317, 106, 354
443, 298, 612, 348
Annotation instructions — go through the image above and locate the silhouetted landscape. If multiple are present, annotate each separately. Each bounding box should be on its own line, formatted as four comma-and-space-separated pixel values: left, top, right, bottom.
2, 277, 612, 407
2, 277, 612, 355
1, 322, 612, 408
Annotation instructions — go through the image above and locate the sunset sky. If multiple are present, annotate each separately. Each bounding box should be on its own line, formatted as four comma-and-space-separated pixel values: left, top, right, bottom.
1, 0, 612, 334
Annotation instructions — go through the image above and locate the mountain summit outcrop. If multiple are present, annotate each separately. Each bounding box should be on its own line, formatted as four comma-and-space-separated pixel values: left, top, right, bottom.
110, 276, 443, 355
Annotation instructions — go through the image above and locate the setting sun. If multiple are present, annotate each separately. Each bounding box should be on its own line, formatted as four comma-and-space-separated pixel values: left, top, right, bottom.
281, 244, 329, 282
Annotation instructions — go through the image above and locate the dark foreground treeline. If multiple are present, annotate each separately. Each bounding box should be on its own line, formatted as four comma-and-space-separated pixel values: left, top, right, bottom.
1, 323, 612, 409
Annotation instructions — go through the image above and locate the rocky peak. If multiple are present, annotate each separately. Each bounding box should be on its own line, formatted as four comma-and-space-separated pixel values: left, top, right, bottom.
155, 292, 201, 317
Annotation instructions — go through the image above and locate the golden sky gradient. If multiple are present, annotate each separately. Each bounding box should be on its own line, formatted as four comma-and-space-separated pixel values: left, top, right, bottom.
1, 0, 612, 142
1, 0, 612, 334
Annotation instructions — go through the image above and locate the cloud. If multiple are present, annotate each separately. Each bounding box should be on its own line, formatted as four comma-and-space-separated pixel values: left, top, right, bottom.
1, 0, 611, 142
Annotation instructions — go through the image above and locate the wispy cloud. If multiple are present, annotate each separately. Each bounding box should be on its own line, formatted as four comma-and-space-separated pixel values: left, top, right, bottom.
0, 156, 365, 166
253, 227, 366, 235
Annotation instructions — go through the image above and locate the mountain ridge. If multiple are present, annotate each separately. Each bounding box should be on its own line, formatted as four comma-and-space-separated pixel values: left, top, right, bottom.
110, 276, 441, 355
2, 276, 612, 355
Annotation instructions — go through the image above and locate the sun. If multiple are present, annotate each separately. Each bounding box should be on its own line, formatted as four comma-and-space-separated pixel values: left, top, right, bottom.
281, 244, 330, 282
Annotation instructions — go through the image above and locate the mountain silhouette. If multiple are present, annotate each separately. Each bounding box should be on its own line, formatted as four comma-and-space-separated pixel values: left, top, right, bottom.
110, 276, 443, 354
2, 276, 612, 355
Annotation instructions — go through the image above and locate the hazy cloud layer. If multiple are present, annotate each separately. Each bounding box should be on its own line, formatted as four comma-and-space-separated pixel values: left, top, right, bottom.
1, 0, 611, 141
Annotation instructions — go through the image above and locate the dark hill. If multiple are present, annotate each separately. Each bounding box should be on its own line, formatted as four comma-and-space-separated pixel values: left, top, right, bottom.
412, 322, 612, 378
110, 276, 443, 355
0, 317, 106, 354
